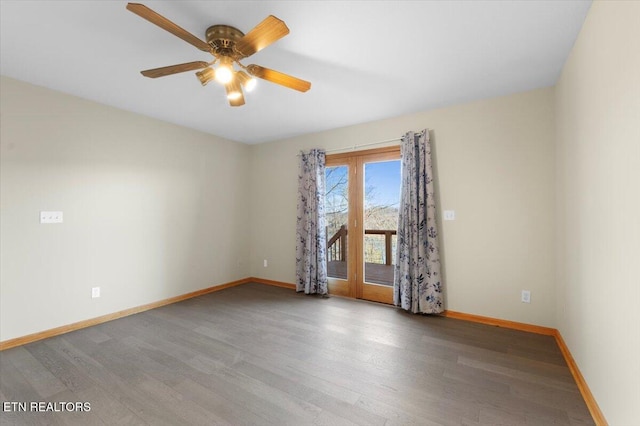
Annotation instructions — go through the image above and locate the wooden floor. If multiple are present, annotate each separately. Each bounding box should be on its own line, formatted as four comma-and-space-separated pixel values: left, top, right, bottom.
0, 283, 593, 425
328, 261, 394, 286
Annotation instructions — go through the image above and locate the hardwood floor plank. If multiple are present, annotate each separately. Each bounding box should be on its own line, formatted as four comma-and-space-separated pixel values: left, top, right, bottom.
311, 409, 359, 426
478, 406, 527, 425
173, 378, 261, 425
238, 351, 364, 405
77, 385, 147, 426
0, 353, 46, 403
1, 347, 67, 399
233, 358, 386, 426
306, 393, 386, 426
441, 377, 573, 425
442, 364, 512, 395
40, 389, 106, 426
355, 394, 445, 426
0, 283, 594, 425
0, 410, 65, 426
189, 368, 313, 425
457, 355, 577, 391
23, 342, 95, 394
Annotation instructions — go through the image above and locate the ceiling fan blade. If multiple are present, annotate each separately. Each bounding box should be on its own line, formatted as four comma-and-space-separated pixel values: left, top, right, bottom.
235, 15, 289, 57
126, 3, 211, 52
246, 65, 311, 92
140, 61, 210, 78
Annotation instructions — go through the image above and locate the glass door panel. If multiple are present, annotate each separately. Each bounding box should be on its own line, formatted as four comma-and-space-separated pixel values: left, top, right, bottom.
363, 160, 401, 286
325, 162, 354, 297
325, 165, 349, 281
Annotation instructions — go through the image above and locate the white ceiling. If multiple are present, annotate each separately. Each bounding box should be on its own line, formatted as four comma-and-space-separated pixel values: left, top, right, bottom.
1, 1, 591, 144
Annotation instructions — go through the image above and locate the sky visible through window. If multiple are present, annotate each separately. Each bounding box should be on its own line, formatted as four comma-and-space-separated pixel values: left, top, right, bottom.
325, 160, 401, 213
364, 160, 401, 208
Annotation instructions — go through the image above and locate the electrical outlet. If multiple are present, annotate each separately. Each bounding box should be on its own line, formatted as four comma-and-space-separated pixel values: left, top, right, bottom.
263, 259, 268, 267
444, 210, 455, 221
40, 211, 63, 224
92, 287, 101, 299
521, 290, 531, 303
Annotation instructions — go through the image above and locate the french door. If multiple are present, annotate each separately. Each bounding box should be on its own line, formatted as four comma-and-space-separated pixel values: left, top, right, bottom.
325, 146, 401, 304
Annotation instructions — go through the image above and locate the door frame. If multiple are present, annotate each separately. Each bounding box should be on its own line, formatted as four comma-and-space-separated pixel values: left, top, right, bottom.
325, 146, 401, 304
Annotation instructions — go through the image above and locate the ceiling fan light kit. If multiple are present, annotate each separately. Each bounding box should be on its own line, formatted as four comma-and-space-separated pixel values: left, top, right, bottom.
215, 56, 234, 84
236, 71, 257, 92
196, 67, 215, 86
126, 3, 311, 107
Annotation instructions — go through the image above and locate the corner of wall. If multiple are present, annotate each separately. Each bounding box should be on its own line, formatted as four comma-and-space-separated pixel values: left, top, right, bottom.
552, 1, 640, 423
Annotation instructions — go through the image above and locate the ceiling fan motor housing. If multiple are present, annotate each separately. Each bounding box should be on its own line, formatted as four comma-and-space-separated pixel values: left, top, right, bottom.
206, 25, 245, 58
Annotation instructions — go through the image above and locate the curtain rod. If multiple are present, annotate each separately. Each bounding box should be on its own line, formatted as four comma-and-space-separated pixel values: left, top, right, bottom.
296, 138, 402, 157
325, 137, 401, 153
296, 137, 402, 156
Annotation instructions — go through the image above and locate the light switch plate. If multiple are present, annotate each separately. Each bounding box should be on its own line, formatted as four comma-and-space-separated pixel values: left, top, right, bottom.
92, 287, 100, 298
40, 211, 63, 224
444, 210, 456, 221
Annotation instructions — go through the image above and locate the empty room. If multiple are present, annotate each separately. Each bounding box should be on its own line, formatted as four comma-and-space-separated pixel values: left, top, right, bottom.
1, 1, 638, 425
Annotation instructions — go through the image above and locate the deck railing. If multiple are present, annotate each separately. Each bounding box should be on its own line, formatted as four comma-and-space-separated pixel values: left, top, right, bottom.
327, 226, 396, 265
327, 225, 347, 262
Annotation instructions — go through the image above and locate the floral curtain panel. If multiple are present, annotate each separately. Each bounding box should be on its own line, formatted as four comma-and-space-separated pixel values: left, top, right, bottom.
394, 130, 444, 313
296, 149, 328, 295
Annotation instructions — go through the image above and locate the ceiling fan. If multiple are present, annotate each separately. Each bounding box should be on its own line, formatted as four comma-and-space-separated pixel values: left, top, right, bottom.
126, 3, 311, 107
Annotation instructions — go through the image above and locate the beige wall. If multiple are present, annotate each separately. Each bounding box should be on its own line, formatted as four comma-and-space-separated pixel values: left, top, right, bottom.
555, 2, 640, 424
250, 87, 557, 327
0, 77, 251, 341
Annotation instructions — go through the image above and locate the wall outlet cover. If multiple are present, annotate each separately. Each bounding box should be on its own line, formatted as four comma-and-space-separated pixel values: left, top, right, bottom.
40, 211, 63, 224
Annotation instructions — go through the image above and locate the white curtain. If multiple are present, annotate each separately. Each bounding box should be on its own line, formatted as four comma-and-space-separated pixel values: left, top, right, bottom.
394, 130, 444, 313
295, 149, 328, 294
